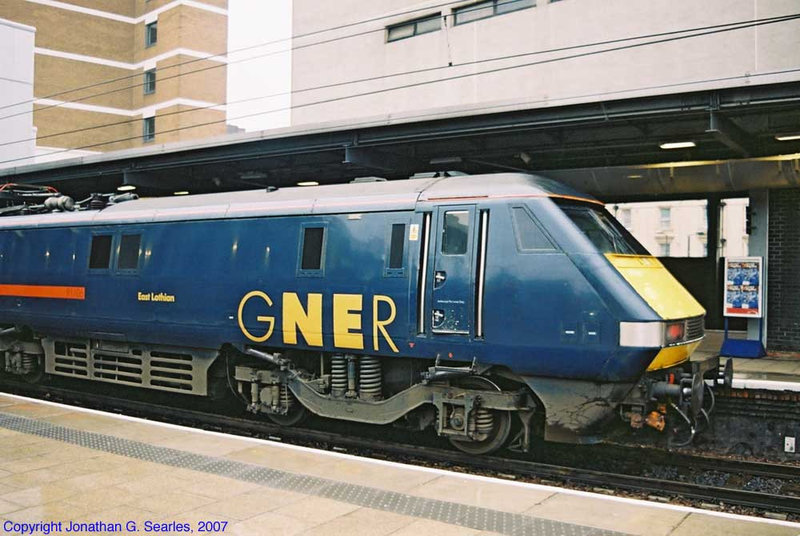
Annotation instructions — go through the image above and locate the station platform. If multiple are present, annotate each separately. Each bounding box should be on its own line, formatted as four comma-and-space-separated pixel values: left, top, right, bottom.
0, 394, 797, 536
695, 330, 800, 392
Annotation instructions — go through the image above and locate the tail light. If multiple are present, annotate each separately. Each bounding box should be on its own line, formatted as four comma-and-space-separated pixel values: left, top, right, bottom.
665, 321, 686, 345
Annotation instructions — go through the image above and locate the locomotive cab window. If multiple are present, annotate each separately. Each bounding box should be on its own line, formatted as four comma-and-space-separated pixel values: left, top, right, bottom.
299, 225, 326, 273
559, 202, 648, 255
511, 206, 555, 252
88, 235, 112, 270
442, 211, 469, 255
117, 234, 142, 271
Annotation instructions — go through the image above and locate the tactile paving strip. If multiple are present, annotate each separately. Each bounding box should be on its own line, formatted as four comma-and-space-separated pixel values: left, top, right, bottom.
0, 410, 632, 536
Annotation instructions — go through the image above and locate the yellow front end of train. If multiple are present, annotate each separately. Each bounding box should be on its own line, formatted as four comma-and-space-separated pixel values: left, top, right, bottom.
606, 254, 705, 370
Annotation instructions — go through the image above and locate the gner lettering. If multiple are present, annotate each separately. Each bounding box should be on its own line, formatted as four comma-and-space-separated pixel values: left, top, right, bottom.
237, 291, 398, 353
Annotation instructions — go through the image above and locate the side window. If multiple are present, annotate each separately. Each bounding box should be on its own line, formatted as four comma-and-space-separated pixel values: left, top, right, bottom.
386, 223, 406, 275
300, 226, 325, 273
511, 206, 554, 252
442, 211, 469, 255
89, 235, 112, 269
118, 234, 141, 271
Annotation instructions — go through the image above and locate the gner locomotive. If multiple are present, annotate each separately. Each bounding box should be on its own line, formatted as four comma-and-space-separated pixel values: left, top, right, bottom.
0, 174, 728, 454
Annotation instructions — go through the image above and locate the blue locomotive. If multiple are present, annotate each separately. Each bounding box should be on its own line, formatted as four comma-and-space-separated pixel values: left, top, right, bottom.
0, 174, 725, 453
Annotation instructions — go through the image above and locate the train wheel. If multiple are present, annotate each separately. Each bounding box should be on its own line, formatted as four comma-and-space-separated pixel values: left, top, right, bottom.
448, 377, 512, 455
266, 387, 307, 427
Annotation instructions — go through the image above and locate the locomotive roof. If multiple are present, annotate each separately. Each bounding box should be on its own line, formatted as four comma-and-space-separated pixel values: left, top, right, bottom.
0, 173, 597, 229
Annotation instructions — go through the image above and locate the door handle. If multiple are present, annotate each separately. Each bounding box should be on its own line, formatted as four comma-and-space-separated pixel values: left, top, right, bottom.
434, 271, 446, 288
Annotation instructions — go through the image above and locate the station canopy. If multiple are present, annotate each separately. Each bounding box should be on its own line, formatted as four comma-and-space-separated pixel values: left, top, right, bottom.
3, 81, 800, 203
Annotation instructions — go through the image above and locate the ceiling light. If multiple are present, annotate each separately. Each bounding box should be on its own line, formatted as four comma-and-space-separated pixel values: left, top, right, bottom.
117, 184, 136, 191
626, 174, 643, 179
775, 134, 800, 141
174, 191, 189, 196
659, 141, 696, 150
297, 181, 319, 186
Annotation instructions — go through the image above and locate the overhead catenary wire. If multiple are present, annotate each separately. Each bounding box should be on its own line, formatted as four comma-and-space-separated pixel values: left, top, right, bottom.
4, 0, 788, 123
1, 11, 797, 153
0, 0, 531, 115
3, 65, 799, 169
1, 13, 798, 167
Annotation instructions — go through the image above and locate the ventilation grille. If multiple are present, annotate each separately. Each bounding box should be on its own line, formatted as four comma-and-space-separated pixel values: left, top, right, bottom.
52, 341, 89, 377
686, 316, 705, 342
45, 339, 213, 395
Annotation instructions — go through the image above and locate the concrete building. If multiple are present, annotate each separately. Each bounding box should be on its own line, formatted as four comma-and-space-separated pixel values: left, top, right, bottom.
0, 0, 228, 162
0, 17, 35, 167
290, 0, 800, 125
609, 199, 748, 259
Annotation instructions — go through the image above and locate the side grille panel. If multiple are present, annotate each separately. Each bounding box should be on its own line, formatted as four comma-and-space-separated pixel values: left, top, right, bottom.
686, 316, 705, 342
42, 338, 216, 395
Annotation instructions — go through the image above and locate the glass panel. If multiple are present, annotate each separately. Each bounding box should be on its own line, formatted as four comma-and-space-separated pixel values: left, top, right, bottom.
143, 117, 155, 142
442, 211, 469, 255
301, 227, 324, 270
389, 223, 406, 269
496, 0, 535, 15
415, 15, 441, 35
145, 22, 157, 46
511, 207, 553, 251
118, 234, 141, 270
606, 200, 708, 258
454, 1, 494, 24
89, 235, 112, 269
387, 24, 414, 41
561, 204, 647, 255
144, 70, 156, 94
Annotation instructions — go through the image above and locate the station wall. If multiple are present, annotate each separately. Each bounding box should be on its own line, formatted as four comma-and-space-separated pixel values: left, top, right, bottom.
767, 188, 800, 352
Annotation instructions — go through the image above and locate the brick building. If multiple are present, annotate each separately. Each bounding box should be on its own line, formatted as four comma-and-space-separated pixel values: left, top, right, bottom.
0, 0, 228, 160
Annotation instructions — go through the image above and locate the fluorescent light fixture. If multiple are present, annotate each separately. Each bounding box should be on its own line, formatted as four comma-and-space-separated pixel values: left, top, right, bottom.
173, 191, 190, 196
117, 184, 136, 191
297, 181, 319, 186
626, 174, 643, 180
659, 141, 696, 150
775, 134, 800, 141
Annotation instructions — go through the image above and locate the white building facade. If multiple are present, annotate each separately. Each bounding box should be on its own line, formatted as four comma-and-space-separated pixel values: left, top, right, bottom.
290, 0, 800, 126
0, 18, 35, 168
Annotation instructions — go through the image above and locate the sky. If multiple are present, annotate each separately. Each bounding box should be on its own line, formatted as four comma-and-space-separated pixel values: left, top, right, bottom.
226, 0, 293, 132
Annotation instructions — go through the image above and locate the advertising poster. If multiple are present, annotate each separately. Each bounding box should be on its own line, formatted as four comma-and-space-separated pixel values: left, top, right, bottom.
723, 256, 763, 318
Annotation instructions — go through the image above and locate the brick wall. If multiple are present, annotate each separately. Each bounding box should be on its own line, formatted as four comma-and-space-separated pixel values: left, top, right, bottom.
767, 188, 800, 351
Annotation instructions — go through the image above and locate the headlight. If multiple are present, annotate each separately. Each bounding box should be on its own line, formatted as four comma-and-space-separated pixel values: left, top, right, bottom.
619, 320, 691, 347
619, 322, 663, 347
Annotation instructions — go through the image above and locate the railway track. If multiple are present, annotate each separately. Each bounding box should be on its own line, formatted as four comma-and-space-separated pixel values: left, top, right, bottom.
2, 379, 799, 519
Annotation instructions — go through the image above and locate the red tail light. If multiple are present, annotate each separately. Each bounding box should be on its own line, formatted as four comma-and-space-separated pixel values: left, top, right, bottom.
665, 322, 686, 345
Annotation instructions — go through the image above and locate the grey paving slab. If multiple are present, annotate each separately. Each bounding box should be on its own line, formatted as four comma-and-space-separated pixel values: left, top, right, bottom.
0, 409, 630, 536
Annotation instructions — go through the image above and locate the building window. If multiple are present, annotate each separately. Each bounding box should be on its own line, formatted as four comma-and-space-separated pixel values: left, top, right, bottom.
145, 21, 158, 47
454, 0, 535, 25
619, 208, 632, 229
143, 116, 155, 142
659, 207, 671, 229
144, 69, 156, 94
387, 14, 441, 42
660, 242, 671, 256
